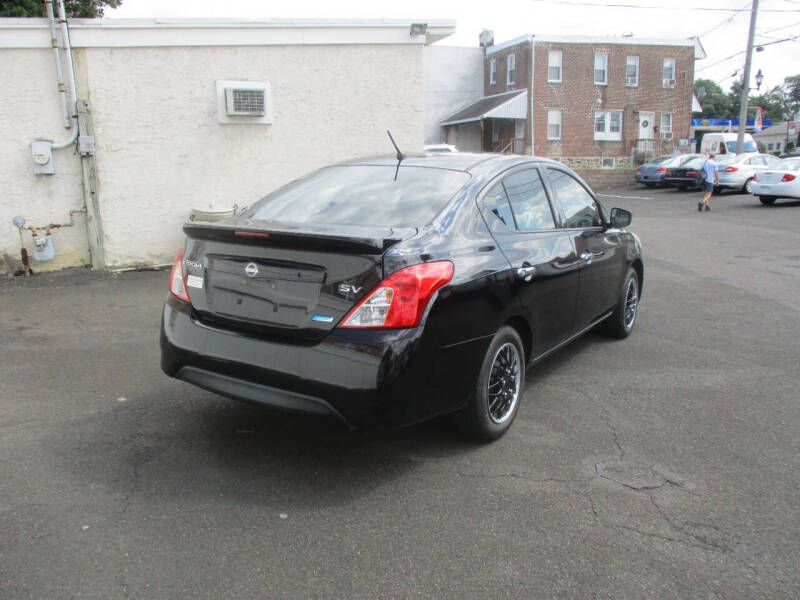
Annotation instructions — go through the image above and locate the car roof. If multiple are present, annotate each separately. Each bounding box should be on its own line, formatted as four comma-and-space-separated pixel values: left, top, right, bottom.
335, 153, 561, 175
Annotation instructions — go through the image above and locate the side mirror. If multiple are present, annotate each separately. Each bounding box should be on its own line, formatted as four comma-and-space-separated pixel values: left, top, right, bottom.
610, 207, 632, 228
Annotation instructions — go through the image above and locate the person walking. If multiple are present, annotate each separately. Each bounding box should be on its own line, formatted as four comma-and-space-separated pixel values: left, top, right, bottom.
699, 153, 719, 212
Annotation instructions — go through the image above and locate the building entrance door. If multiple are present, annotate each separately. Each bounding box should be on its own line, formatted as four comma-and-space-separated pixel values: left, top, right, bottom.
638, 112, 654, 140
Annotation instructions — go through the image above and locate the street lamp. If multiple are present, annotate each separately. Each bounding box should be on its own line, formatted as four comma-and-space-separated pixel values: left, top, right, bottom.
755, 69, 764, 91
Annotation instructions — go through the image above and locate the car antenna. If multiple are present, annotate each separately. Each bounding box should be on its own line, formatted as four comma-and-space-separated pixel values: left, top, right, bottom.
387, 130, 405, 181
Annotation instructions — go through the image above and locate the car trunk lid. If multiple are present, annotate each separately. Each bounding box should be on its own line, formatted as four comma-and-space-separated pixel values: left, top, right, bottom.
757, 171, 787, 185
182, 218, 416, 342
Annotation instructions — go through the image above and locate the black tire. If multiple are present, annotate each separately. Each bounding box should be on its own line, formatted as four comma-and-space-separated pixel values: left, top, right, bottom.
759, 196, 776, 205
645, 183, 655, 188
676, 185, 687, 191
604, 268, 639, 339
743, 178, 754, 194
453, 325, 525, 441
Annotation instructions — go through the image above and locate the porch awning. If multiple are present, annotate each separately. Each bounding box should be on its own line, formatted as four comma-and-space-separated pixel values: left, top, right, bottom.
440, 90, 528, 126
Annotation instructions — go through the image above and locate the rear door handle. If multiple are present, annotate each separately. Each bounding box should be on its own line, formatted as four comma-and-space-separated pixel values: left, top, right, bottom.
516, 265, 536, 282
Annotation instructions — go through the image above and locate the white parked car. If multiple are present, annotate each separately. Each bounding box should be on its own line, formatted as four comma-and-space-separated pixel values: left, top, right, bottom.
423, 144, 458, 153
750, 158, 800, 205
716, 153, 782, 194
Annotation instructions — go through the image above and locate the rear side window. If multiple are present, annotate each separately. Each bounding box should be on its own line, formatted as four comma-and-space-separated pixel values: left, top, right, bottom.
502, 170, 556, 231
482, 183, 516, 231
547, 169, 602, 228
245, 166, 470, 227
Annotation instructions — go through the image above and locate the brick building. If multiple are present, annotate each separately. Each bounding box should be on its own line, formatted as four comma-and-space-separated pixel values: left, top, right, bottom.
441, 33, 705, 164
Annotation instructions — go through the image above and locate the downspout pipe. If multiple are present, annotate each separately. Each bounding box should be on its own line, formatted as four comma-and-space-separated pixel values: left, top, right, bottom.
530, 35, 535, 156
56, 0, 79, 117
46, 0, 79, 149
46, 0, 71, 129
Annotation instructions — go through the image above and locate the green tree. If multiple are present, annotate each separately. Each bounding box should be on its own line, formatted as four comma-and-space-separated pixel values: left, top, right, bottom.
785, 75, 800, 106
694, 78, 735, 118
0, 0, 121, 18
751, 86, 790, 121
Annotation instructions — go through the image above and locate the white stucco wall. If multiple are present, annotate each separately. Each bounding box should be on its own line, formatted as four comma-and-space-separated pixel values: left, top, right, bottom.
0, 48, 89, 273
85, 44, 424, 266
423, 45, 483, 148
0, 19, 452, 271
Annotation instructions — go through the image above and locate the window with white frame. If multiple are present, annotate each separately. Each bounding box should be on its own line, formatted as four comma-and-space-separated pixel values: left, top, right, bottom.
594, 53, 608, 85
547, 109, 562, 140
626, 56, 639, 86
490, 58, 496, 85
548, 50, 562, 83
507, 53, 516, 85
662, 58, 676, 87
594, 110, 622, 141
660, 112, 673, 139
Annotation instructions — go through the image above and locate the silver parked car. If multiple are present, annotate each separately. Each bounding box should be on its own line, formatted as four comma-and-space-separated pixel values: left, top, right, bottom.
716, 153, 782, 194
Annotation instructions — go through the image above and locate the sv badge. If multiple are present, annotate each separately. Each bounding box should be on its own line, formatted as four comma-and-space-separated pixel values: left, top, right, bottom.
338, 283, 363, 295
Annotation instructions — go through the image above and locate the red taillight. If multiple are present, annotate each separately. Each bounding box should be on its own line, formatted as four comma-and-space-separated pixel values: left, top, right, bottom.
753, 174, 757, 181
782, 173, 796, 182
169, 248, 191, 303
636, 167, 642, 173
655, 167, 667, 173
339, 261, 454, 329
687, 171, 698, 177
666, 171, 672, 177
723, 166, 738, 172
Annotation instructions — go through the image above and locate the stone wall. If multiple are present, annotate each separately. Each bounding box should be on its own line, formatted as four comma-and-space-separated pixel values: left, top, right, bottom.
574, 167, 637, 190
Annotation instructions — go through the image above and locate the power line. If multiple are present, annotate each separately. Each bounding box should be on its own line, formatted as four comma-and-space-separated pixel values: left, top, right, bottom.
757, 20, 800, 35
527, 0, 800, 12
699, 1, 750, 37
697, 34, 800, 72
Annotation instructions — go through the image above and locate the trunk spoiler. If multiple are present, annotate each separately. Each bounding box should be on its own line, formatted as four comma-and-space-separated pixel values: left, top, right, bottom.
183, 221, 416, 254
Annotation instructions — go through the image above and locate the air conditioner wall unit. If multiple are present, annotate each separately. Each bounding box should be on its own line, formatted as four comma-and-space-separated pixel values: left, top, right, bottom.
661, 131, 673, 140
626, 76, 638, 86
663, 78, 676, 88
225, 88, 266, 116
215, 80, 272, 125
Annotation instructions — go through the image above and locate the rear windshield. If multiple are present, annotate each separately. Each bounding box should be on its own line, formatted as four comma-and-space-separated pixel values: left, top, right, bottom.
651, 155, 675, 165
782, 159, 800, 171
681, 156, 706, 167
245, 165, 470, 227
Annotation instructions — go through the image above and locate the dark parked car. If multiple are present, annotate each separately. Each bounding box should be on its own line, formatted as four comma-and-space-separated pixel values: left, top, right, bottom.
635, 154, 679, 187
161, 153, 643, 440
663, 155, 708, 190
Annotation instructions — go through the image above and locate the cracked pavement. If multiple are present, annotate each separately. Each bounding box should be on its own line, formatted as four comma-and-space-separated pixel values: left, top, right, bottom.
1, 186, 799, 598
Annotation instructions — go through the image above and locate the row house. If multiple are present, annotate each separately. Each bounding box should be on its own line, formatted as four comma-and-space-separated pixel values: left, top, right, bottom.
440, 33, 705, 163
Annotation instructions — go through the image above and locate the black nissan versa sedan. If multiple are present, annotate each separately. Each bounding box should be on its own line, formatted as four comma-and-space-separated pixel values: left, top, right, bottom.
161, 152, 643, 440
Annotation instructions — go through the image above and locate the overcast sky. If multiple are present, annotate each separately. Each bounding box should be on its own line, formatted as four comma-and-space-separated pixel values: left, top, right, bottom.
110, 0, 800, 94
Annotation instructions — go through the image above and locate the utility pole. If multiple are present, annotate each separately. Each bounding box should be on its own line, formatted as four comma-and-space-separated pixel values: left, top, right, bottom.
736, 0, 759, 155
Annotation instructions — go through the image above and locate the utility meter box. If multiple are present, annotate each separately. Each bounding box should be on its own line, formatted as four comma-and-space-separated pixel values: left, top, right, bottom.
31, 141, 54, 175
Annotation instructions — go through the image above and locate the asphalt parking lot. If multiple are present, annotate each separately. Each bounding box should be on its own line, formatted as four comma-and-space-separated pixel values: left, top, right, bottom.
1, 185, 799, 599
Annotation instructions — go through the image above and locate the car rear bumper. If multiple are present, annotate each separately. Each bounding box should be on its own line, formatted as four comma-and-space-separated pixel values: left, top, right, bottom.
635, 173, 664, 184
663, 177, 696, 187
750, 182, 797, 197
160, 295, 488, 427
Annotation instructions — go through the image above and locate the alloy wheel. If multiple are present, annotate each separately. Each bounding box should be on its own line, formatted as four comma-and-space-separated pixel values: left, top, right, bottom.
624, 278, 638, 329
487, 342, 521, 424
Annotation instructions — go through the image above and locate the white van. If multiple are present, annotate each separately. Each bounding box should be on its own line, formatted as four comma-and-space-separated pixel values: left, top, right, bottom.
699, 132, 758, 156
